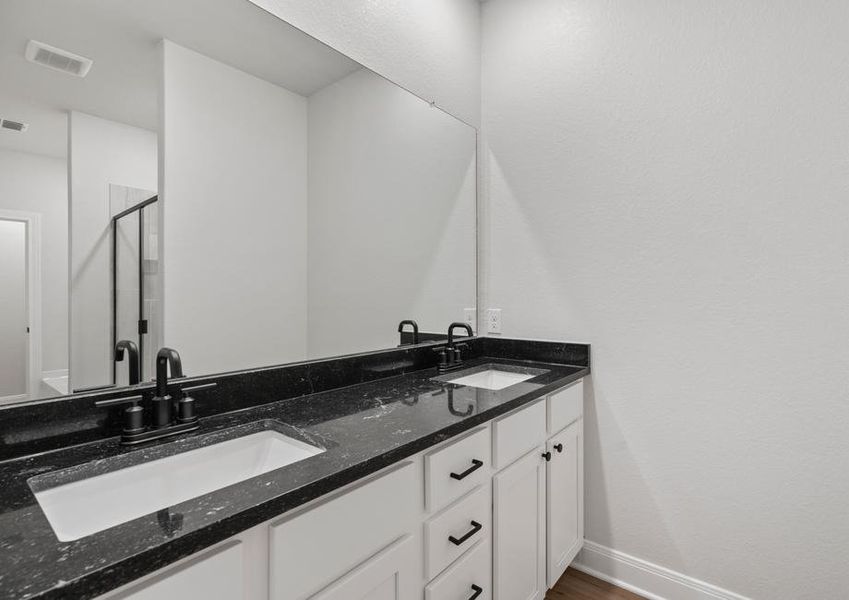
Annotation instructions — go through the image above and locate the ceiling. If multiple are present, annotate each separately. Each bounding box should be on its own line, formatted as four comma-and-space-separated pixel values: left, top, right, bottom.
0, 0, 362, 158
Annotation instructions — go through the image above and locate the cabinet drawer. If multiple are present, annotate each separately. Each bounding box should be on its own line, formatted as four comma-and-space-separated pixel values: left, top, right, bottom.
425, 427, 490, 511
425, 539, 491, 600
269, 462, 416, 599
425, 485, 491, 580
547, 380, 583, 435
492, 400, 546, 469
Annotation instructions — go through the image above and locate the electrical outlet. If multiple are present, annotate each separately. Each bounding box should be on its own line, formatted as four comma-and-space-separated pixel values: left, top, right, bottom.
486, 309, 502, 334
463, 308, 476, 332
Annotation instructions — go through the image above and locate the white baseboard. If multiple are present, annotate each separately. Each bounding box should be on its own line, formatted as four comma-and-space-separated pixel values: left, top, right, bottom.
572, 541, 751, 600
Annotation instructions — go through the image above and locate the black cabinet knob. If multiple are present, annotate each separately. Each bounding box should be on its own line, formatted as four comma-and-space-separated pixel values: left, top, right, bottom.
542, 451, 552, 462
554, 443, 563, 453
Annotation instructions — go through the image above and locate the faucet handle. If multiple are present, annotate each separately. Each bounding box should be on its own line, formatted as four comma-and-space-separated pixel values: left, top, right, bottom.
176, 395, 197, 424
95, 395, 146, 435
175, 383, 215, 425
181, 382, 217, 394
454, 342, 469, 360
432, 346, 449, 367
94, 394, 144, 408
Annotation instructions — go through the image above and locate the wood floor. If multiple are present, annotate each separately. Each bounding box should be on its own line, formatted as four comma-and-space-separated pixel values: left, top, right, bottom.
546, 568, 646, 600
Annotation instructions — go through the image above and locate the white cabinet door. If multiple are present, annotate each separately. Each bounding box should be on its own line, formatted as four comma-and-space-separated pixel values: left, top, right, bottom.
493, 448, 546, 600
106, 541, 244, 600
311, 535, 418, 600
269, 462, 418, 600
546, 419, 584, 589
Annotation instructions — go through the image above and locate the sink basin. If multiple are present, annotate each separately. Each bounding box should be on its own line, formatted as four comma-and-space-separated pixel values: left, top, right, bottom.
438, 366, 542, 391
32, 427, 324, 541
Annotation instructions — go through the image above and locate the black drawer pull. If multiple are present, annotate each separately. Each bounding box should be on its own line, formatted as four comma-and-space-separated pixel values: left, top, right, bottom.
554, 443, 563, 453
449, 520, 483, 546
450, 459, 483, 481
468, 584, 483, 600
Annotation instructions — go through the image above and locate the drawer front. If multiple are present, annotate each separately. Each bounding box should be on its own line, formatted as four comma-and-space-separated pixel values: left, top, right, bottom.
425, 427, 490, 511
426, 539, 491, 600
269, 462, 417, 599
492, 400, 546, 469
547, 379, 583, 435
425, 485, 491, 580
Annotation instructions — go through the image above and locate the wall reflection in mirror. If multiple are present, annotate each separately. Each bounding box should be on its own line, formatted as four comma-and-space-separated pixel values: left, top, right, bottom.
0, 0, 476, 404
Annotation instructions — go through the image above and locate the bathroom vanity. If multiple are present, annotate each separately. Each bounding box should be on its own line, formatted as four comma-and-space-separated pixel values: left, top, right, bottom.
0, 338, 588, 600
100, 382, 583, 600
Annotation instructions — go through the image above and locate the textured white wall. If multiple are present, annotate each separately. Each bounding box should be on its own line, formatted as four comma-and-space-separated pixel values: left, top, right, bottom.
161, 41, 308, 376
306, 69, 477, 358
69, 112, 157, 391
0, 149, 67, 374
482, 1, 849, 598
247, 0, 481, 127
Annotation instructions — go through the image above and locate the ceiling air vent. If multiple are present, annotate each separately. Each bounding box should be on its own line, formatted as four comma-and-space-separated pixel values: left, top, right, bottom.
25, 40, 93, 77
0, 119, 29, 132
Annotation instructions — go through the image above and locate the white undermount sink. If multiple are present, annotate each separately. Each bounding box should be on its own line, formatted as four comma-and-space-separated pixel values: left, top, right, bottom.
33, 429, 324, 541
443, 368, 536, 390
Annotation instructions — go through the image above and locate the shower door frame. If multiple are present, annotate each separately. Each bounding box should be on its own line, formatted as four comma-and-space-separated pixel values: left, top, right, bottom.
111, 195, 157, 385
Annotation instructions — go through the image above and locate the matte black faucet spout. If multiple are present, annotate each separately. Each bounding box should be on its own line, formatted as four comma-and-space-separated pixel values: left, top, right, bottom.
115, 340, 140, 385
155, 348, 183, 397
447, 322, 473, 347
152, 347, 184, 428
398, 320, 419, 345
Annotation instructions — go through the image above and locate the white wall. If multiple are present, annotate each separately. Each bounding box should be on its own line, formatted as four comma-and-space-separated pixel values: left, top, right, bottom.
161, 41, 308, 376
0, 220, 26, 397
69, 112, 157, 390
0, 149, 67, 375
247, 0, 481, 127
307, 69, 476, 357
482, 1, 849, 598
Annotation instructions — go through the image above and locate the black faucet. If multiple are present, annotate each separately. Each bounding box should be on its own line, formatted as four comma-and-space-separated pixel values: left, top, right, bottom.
115, 340, 140, 385
94, 347, 213, 445
447, 322, 473, 347
398, 319, 419, 345
152, 347, 184, 428
434, 322, 474, 373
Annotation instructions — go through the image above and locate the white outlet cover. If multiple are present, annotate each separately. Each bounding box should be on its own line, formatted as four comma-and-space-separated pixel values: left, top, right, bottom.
464, 308, 476, 331
487, 309, 502, 334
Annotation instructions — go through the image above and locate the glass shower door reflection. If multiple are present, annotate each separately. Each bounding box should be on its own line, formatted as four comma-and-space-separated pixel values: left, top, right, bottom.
114, 210, 140, 387
140, 201, 161, 381
111, 185, 158, 386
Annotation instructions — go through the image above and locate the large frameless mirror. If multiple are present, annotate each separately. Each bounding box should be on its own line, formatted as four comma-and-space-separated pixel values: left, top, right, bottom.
0, 0, 476, 404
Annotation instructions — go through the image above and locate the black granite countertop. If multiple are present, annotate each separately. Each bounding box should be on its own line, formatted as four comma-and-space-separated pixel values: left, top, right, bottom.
0, 357, 586, 600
